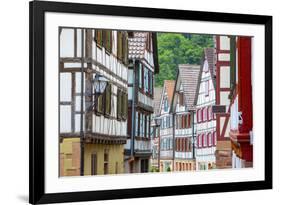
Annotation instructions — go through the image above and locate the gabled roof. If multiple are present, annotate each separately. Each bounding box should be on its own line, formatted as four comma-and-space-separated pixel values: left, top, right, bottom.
153, 87, 163, 115
170, 64, 200, 112
158, 80, 175, 114
128, 32, 159, 73
194, 48, 216, 106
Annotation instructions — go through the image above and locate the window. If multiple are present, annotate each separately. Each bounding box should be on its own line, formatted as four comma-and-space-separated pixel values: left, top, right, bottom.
96, 91, 104, 114
121, 91, 128, 120
183, 138, 186, 152
117, 89, 128, 120
203, 134, 207, 147
208, 132, 213, 146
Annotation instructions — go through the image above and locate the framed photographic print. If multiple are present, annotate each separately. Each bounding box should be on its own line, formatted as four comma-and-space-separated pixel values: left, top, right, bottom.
29, 0, 272, 204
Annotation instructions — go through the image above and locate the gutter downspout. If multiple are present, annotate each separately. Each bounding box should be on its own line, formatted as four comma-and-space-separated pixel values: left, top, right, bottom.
80, 29, 85, 176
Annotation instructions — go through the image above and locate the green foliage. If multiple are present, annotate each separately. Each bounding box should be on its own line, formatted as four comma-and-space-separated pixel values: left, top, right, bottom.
155, 33, 213, 87
166, 166, 171, 172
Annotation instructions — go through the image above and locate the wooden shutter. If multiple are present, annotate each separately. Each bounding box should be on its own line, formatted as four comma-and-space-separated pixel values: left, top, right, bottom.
105, 84, 111, 116
117, 89, 121, 119
117, 31, 123, 60
96, 93, 104, 114
122, 32, 128, 65
95, 30, 102, 46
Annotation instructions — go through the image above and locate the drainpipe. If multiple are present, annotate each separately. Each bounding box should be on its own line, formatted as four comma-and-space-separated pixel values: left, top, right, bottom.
80, 29, 85, 176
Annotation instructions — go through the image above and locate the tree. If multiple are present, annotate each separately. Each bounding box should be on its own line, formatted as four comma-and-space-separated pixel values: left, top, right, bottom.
155, 33, 213, 87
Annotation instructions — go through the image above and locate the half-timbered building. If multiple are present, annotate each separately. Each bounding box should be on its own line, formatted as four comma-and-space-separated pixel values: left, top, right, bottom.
194, 48, 217, 170
150, 87, 163, 171
229, 37, 253, 168
59, 28, 129, 176
124, 32, 159, 173
170, 65, 200, 171
214, 36, 233, 169
158, 80, 175, 172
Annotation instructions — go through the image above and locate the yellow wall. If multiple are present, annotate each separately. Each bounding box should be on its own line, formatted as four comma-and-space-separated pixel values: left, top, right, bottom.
60, 138, 125, 176
60, 138, 81, 176
84, 144, 124, 175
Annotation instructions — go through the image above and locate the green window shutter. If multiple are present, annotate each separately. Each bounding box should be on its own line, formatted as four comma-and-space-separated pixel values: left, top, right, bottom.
105, 84, 111, 116
117, 32, 123, 61
122, 33, 128, 65
122, 92, 128, 120
97, 94, 104, 114
117, 89, 121, 120
102, 30, 106, 48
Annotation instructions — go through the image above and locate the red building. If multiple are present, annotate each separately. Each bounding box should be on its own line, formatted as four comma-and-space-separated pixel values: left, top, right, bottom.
229, 37, 253, 168
215, 35, 253, 169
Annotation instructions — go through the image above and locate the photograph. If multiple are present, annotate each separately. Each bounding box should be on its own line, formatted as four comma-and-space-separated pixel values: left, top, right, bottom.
58, 28, 253, 176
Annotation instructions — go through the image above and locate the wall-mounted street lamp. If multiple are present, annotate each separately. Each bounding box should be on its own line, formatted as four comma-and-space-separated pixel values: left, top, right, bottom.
81, 73, 108, 176
93, 73, 109, 95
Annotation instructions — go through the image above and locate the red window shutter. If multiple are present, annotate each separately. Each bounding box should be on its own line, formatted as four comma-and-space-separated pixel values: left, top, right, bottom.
206, 133, 209, 147
201, 134, 204, 147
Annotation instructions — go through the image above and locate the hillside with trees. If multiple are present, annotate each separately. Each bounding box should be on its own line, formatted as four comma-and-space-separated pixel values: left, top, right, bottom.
155, 33, 214, 87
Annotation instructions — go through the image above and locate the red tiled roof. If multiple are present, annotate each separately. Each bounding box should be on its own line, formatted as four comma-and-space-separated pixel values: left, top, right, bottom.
164, 80, 175, 105
128, 32, 147, 59
153, 87, 163, 115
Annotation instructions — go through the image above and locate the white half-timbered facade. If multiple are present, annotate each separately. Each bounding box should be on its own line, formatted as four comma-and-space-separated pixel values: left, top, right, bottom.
124, 32, 159, 173
158, 80, 175, 172
59, 28, 129, 176
170, 65, 200, 171
195, 48, 217, 170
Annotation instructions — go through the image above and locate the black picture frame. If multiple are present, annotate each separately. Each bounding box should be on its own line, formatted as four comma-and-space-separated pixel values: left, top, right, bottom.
29, 0, 272, 204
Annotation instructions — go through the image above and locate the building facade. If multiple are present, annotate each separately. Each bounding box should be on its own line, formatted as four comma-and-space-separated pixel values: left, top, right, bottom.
59, 28, 129, 176
170, 65, 200, 171
150, 87, 163, 171
195, 48, 217, 170
125, 32, 159, 173
229, 37, 253, 168
215, 35, 233, 169
158, 80, 175, 172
